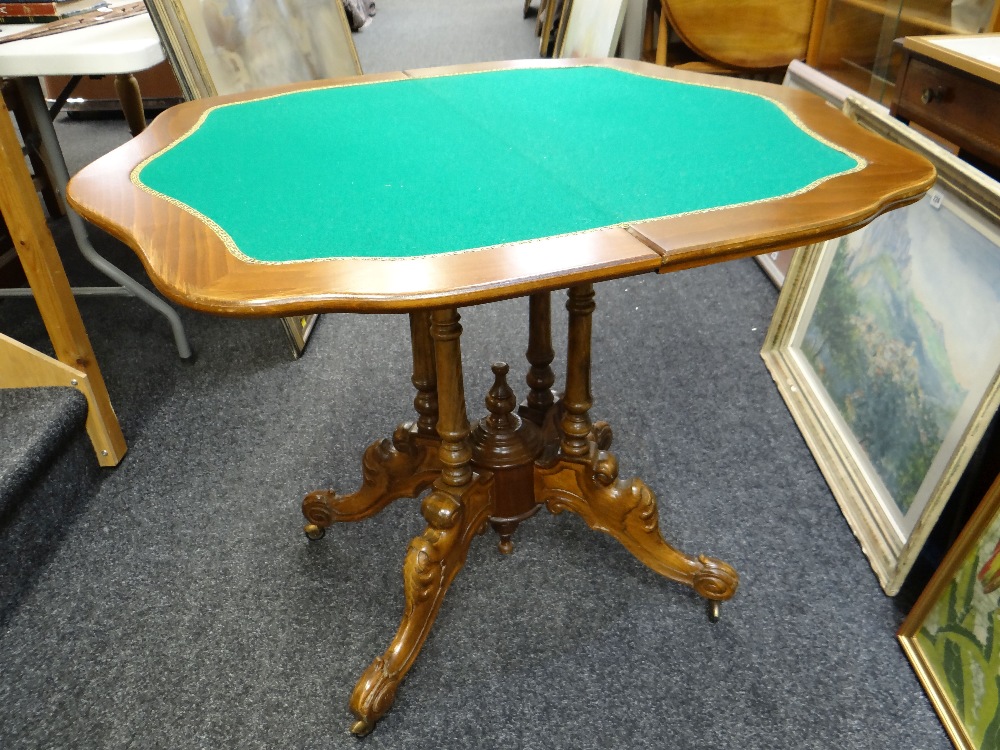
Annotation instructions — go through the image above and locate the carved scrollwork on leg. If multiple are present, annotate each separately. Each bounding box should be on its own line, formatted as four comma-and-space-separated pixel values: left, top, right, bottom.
692, 554, 739, 602
301, 422, 442, 536
591, 420, 613, 451
349, 473, 494, 734
537, 448, 738, 603
349, 657, 396, 736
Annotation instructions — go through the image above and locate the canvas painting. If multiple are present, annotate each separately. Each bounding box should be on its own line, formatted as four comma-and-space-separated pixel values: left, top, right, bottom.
762, 97, 1000, 594
900, 474, 1000, 749
799, 187, 1000, 538
146, 0, 362, 98
558, 0, 627, 58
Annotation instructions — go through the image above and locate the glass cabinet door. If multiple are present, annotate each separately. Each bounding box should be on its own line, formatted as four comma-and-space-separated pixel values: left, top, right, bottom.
807, 0, 999, 103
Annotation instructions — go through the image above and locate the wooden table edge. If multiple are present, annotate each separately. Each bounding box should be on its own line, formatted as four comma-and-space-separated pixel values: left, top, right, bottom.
66, 57, 936, 315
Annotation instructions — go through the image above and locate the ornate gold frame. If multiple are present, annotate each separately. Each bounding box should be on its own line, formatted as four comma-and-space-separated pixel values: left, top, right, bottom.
899, 473, 1000, 749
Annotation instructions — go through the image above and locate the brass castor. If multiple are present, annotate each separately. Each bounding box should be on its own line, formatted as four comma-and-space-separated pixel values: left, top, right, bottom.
708, 599, 721, 623
351, 718, 373, 736
304, 524, 326, 541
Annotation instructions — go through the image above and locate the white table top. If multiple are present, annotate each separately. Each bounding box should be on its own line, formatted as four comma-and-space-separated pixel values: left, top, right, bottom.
0, 12, 164, 77
927, 34, 1000, 67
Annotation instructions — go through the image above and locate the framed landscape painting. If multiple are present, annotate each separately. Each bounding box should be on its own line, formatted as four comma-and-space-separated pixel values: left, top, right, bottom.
762, 97, 1000, 595
899, 472, 1000, 749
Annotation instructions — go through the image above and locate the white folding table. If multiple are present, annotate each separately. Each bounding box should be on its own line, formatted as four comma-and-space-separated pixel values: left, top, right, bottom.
0, 12, 192, 358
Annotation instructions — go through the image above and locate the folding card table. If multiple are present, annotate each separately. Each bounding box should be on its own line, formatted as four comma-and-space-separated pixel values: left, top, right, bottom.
66, 59, 934, 734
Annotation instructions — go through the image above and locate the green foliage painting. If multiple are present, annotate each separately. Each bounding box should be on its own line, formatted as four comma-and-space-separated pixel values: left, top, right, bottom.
916, 510, 1000, 747
801, 191, 1000, 521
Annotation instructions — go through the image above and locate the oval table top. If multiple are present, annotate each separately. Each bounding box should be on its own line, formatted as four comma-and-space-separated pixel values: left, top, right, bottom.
67, 58, 935, 316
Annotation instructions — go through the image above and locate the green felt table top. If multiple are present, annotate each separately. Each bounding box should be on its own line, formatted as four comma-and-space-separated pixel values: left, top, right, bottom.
134, 65, 862, 264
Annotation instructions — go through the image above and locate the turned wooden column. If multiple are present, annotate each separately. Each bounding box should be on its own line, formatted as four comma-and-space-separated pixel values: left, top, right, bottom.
409, 310, 438, 437
520, 291, 556, 426
561, 284, 596, 458
430, 308, 472, 487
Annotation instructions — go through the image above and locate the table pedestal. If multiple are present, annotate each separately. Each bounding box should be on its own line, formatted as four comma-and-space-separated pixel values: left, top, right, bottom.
302, 285, 740, 735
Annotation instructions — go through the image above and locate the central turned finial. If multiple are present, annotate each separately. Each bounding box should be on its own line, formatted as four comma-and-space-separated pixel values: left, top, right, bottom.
470, 361, 544, 555
485, 362, 517, 431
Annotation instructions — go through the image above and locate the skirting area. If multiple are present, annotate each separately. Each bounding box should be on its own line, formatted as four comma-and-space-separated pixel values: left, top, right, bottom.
0, 2, 951, 748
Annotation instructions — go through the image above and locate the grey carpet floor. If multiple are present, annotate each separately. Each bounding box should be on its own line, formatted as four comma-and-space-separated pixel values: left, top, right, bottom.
0, 2, 951, 748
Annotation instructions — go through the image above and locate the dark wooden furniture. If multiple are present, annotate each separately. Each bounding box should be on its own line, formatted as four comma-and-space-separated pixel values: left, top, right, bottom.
65, 58, 934, 735
891, 33, 1000, 179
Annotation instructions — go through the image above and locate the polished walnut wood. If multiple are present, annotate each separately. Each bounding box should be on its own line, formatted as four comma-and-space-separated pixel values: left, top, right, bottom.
349, 475, 494, 736
67, 58, 934, 317
349, 306, 489, 735
306, 286, 741, 733
63, 58, 936, 735
471, 362, 544, 554
301, 312, 442, 538
520, 291, 556, 425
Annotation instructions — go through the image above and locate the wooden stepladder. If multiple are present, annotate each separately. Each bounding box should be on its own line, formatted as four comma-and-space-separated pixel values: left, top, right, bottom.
0, 95, 125, 466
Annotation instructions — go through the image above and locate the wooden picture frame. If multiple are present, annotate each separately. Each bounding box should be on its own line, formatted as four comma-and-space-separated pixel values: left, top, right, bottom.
899, 471, 1000, 748
557, 0, 627, 57
280, 313, 319, 360
757, 61, 886, 288
143, 0, 363, 355
762, 96, 1000, 595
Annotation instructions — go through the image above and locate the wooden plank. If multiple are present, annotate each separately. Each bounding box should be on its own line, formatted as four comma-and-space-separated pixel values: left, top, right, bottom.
0, 334, 121, 465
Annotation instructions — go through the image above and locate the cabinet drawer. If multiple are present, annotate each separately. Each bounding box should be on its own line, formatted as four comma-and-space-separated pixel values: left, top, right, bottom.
896, 56, 1000, 166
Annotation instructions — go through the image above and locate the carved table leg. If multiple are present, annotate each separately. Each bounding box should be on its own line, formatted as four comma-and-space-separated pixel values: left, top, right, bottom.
349, 476, 492, 735
113, 73, 147, 137
520, 289, 612, 450
302, 311, 442, 538
535, 285, 739, 611
349, 308, 494, 734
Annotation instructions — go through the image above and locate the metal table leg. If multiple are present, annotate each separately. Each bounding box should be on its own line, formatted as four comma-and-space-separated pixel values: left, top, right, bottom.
5, 76, 192, 360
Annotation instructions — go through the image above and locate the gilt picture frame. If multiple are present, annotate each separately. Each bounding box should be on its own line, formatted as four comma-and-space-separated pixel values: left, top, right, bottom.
142, 0, 363, 355
761, 96, 1000, 595
899, 472, 1000, 749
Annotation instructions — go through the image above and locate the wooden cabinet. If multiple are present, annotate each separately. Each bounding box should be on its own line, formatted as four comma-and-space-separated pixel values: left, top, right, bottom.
891, 34, 1000, 176
806, 0, 1000, 103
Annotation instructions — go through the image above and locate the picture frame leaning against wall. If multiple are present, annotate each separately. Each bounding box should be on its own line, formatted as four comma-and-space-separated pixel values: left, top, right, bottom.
762, 95, 1000, 595
899, 471, 1000, 749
